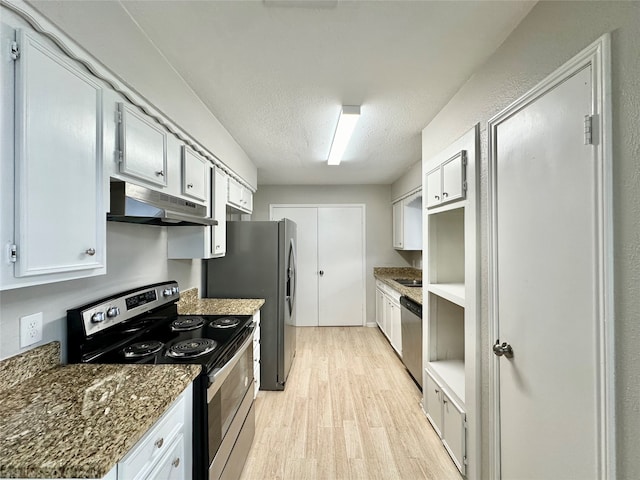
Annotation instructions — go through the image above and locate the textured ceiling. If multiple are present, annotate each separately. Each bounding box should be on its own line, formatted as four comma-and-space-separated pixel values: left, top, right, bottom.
33, 1, 537, 185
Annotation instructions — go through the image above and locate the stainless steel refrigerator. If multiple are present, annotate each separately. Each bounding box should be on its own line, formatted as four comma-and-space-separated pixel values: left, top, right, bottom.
203, 219, 297, 391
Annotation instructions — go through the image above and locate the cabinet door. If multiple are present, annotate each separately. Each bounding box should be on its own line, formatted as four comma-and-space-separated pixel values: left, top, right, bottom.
13, 29, 105, 278
392, 201, 403, 248
375, 287, 385, 330
425, 168, 442, 208
243, 188, 253, 213
144, 435, 185, 480
424, 373, 443, 437
390, 300, 402, 355
441, 153, 465, 204
118, 103, 167, 187
212, 168, 227, 256
442, 392, 466, 475
181, 146, 208, 202
227, 176, 243, 207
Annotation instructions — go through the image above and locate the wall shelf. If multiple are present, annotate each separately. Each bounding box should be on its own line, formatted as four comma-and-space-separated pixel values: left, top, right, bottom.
427, 360, 465, 405
427, 283, 465, 307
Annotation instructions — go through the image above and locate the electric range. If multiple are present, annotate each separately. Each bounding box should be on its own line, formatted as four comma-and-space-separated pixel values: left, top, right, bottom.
66, 281, 256, 480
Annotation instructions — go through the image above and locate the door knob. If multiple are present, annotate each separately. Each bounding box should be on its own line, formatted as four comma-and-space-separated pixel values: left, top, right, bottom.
493, 339, 514, 358
319, 270, 324, 276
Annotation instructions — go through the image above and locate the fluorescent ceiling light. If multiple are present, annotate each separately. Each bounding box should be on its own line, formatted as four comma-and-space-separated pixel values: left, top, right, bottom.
327, 105, 361, 166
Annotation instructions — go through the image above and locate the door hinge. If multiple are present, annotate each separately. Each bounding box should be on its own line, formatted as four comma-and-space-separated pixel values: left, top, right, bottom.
9, 244, 17, 263
584, 115, 593, 145
10, 41, 19, 60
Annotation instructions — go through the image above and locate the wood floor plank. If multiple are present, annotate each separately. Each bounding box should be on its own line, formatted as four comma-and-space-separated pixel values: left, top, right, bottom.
240, 326, 461, 480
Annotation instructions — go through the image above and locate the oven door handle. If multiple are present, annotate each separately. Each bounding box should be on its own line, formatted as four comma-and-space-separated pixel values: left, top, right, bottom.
208, 324, 255, 401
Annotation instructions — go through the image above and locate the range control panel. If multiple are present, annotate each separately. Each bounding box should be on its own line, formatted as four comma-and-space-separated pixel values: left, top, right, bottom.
77, 281, 180, 337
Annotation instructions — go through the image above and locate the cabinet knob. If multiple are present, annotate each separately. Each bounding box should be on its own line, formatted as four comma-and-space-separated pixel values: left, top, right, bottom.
85, 248, 96, 256
172, 457, 180, 468
443, 192, 449, 198
187, 183, 193, 188
434, 195, 440, 200
156, 170, 165, 177
155, 437, 164, 449
319, 270, 324, 277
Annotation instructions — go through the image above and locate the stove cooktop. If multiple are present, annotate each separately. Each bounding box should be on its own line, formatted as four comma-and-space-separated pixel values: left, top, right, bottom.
66, 281, 253, 373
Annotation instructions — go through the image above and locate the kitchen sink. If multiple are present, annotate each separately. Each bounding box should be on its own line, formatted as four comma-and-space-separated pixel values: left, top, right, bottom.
393, 278, 422, 287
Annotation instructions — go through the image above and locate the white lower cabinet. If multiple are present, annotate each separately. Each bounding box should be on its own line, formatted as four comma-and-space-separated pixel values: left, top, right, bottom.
253, 310, 261, 397
118, 384, 192, 480
375, 281, 402, 356
424, 370, 466, 475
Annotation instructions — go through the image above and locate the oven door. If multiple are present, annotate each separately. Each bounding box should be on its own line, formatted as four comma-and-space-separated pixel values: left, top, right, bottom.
207, 329, 255, 480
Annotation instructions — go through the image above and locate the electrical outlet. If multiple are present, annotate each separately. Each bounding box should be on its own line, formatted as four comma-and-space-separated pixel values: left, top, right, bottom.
20, 312, 43, 348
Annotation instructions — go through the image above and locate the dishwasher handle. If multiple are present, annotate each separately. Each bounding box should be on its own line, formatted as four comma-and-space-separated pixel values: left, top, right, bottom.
400, 296, 422, 317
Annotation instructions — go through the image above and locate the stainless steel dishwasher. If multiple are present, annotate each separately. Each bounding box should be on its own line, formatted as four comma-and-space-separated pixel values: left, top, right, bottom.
400, 295, 423, 389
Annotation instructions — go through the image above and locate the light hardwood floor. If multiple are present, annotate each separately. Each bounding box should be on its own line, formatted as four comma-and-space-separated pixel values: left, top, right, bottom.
240, 326, 461, 480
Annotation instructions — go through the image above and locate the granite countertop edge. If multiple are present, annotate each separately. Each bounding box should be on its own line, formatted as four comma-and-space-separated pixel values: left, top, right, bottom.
0, 355, 201, 479
177, 288, 265, 316
373, 267, 423, 305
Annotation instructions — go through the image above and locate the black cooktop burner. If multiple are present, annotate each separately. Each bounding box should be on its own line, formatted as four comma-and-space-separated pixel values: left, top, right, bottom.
123, 340, 164, 358
210, 316, 241, 329
171, 316, 205, 331
166, 338, 217, 358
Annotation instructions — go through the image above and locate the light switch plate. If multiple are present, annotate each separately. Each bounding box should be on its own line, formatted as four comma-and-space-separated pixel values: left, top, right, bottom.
20, 312, 43, 348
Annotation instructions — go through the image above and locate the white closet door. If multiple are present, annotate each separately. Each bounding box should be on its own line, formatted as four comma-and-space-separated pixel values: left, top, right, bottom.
494, 65, 600, 479
317, 206, 364, 326
271, 207, 318, 326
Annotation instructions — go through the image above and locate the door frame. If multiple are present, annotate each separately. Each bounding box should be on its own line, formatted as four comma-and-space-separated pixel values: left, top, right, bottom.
487, 34, 614, 479
269, 203, 367, 327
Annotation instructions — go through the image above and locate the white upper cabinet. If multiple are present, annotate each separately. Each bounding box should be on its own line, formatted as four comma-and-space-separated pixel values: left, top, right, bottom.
426, 151, 466, 209
117, 102, 168, 187
392, 189, 422, 250
227, 176, 253, 214
392, 201, 403, 248
181, 146, 209, 202
212, 167, 228, 256
2, 29, 106, 289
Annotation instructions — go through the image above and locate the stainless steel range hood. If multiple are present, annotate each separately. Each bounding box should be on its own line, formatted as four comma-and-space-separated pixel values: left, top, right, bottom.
108, 181, 217, 227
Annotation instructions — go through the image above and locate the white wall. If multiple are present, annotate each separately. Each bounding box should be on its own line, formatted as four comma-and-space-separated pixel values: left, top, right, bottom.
391, 160, 421, 202
252, 185, 411, 325
420, 2, 639, 477
0, 222, 201, 361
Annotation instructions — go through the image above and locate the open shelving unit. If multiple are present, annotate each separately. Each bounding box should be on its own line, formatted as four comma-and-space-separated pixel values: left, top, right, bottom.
422, 125, 479, 479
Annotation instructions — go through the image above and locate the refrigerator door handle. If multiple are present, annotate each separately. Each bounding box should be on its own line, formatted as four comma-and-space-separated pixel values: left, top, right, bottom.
286, 238, 297, 316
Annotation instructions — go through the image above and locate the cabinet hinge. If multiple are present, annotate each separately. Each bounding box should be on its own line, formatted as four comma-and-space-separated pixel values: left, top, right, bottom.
461, 150, 467, 166
116, 110, 123, 124
10, 41, 20, 60
117, 150, 123, 163
9, 244, 17, 263
462, 180, 468, 192
584, 115, 593, 145
463, 456, 468, 465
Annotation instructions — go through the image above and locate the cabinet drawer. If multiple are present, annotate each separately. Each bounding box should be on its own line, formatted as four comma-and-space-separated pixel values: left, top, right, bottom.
144, 434, 185, 480
118, 394, 185, 479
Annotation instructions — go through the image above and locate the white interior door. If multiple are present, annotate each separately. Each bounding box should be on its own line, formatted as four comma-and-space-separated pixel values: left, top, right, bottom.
491, 64, 606, 478
271, 205, 365, 327
271, 207, 318, 327
317, 206, 364, 326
